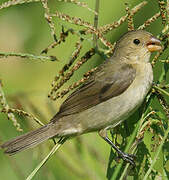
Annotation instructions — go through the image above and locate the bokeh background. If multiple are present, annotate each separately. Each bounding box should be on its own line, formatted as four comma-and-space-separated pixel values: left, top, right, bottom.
0, 0, 168, 179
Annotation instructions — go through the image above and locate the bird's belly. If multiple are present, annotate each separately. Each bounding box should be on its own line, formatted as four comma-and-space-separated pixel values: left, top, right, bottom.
78, 84, 149, 132
58, 63, 153, 136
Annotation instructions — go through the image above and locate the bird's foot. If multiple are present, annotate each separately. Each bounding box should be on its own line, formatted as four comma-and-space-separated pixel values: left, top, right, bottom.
117, 152, 136, 166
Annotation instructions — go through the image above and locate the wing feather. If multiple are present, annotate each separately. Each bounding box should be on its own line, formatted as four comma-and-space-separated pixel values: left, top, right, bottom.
58, 62, 136, 116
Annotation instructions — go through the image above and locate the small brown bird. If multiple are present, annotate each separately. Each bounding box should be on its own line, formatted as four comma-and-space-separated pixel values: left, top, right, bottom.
1, 30, 162, 165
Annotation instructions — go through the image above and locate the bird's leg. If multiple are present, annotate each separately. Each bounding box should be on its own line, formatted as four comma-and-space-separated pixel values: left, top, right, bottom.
98, 129, 136, 166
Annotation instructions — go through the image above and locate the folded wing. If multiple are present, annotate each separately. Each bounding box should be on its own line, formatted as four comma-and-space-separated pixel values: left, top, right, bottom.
57, 61, 136, 116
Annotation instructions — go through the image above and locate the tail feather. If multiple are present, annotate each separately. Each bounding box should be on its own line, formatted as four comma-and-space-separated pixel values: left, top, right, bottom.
1, 123, 57, 155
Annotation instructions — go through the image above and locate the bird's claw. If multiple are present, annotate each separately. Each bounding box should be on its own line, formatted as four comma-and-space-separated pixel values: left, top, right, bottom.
118, 152, 136, 166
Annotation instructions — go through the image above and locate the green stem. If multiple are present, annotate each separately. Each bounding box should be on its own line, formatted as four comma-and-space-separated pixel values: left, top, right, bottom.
154, 85, 169, 97
111, 118, 141, 180
93, 0, 100, 48
0, 51, 58, 61
0, 80, 22, 131
0, 0, 40, 10
143, 125, 169, 180
26, 138, 66, 180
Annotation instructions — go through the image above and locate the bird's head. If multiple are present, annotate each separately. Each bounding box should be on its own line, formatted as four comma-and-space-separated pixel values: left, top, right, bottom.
113, 30, 162, 63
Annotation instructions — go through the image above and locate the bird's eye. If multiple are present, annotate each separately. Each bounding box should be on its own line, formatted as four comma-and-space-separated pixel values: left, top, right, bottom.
133, 39, 140, 45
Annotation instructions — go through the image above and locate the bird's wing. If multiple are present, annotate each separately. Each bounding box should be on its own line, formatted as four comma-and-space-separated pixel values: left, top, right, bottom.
57, 62, 136, 116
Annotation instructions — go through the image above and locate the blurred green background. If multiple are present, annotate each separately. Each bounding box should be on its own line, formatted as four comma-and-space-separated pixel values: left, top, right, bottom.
0, 0, 168, 179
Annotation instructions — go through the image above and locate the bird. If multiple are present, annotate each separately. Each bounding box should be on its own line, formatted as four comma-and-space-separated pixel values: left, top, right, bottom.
0, 30, 162, 165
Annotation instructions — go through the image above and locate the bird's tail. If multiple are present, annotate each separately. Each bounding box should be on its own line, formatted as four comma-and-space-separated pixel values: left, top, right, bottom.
0, 122, 58, 155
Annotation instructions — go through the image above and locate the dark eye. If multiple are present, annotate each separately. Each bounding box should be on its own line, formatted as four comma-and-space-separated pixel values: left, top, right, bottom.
133, 39, 140, 45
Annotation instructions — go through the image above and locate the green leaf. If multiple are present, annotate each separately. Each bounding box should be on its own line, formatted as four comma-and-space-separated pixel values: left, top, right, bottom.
165, 160, 169, 172
159, 62, 169, 82
143, 131, 164, 174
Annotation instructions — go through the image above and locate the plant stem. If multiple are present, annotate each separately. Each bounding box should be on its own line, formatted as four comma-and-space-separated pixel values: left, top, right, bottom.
26, 138, 67, 180
143, 125, 169, 180
0, 51, 58, 61
154, 85, 169, 97
93, 0, 100, 48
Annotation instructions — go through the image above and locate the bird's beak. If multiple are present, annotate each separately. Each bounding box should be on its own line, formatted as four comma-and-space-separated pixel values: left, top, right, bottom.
146, 37, 162, 52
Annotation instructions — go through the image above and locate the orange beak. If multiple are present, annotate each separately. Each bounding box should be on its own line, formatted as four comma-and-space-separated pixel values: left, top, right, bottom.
146, 37, 162, 52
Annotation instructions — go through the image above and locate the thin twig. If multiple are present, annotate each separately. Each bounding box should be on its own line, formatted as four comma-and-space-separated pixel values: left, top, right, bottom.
51, 67, 97, 100
4, 108, 44, 126
93, 0, 100, 48
55, 37, 83, 77
0, 0, 40, 10
51, 10, 114, 50
51, 11, 95, 30
49, 37, 83, 98
41, 0, 57, 41
153, 85, 169, 97
0, 80, 22, 132
99, 1, 147, 34
155, 91, 169, 118
41, 27, 75, 54
49, 48, 95, 99
125, 3, 134, 31
158, 0, 167, 25
160, 59, 169, 63
26, 138, 67, 180
138, 12, 161, 30
0, 51, 58, 61
57, 0, 97, 15
143, 125, 169, 180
